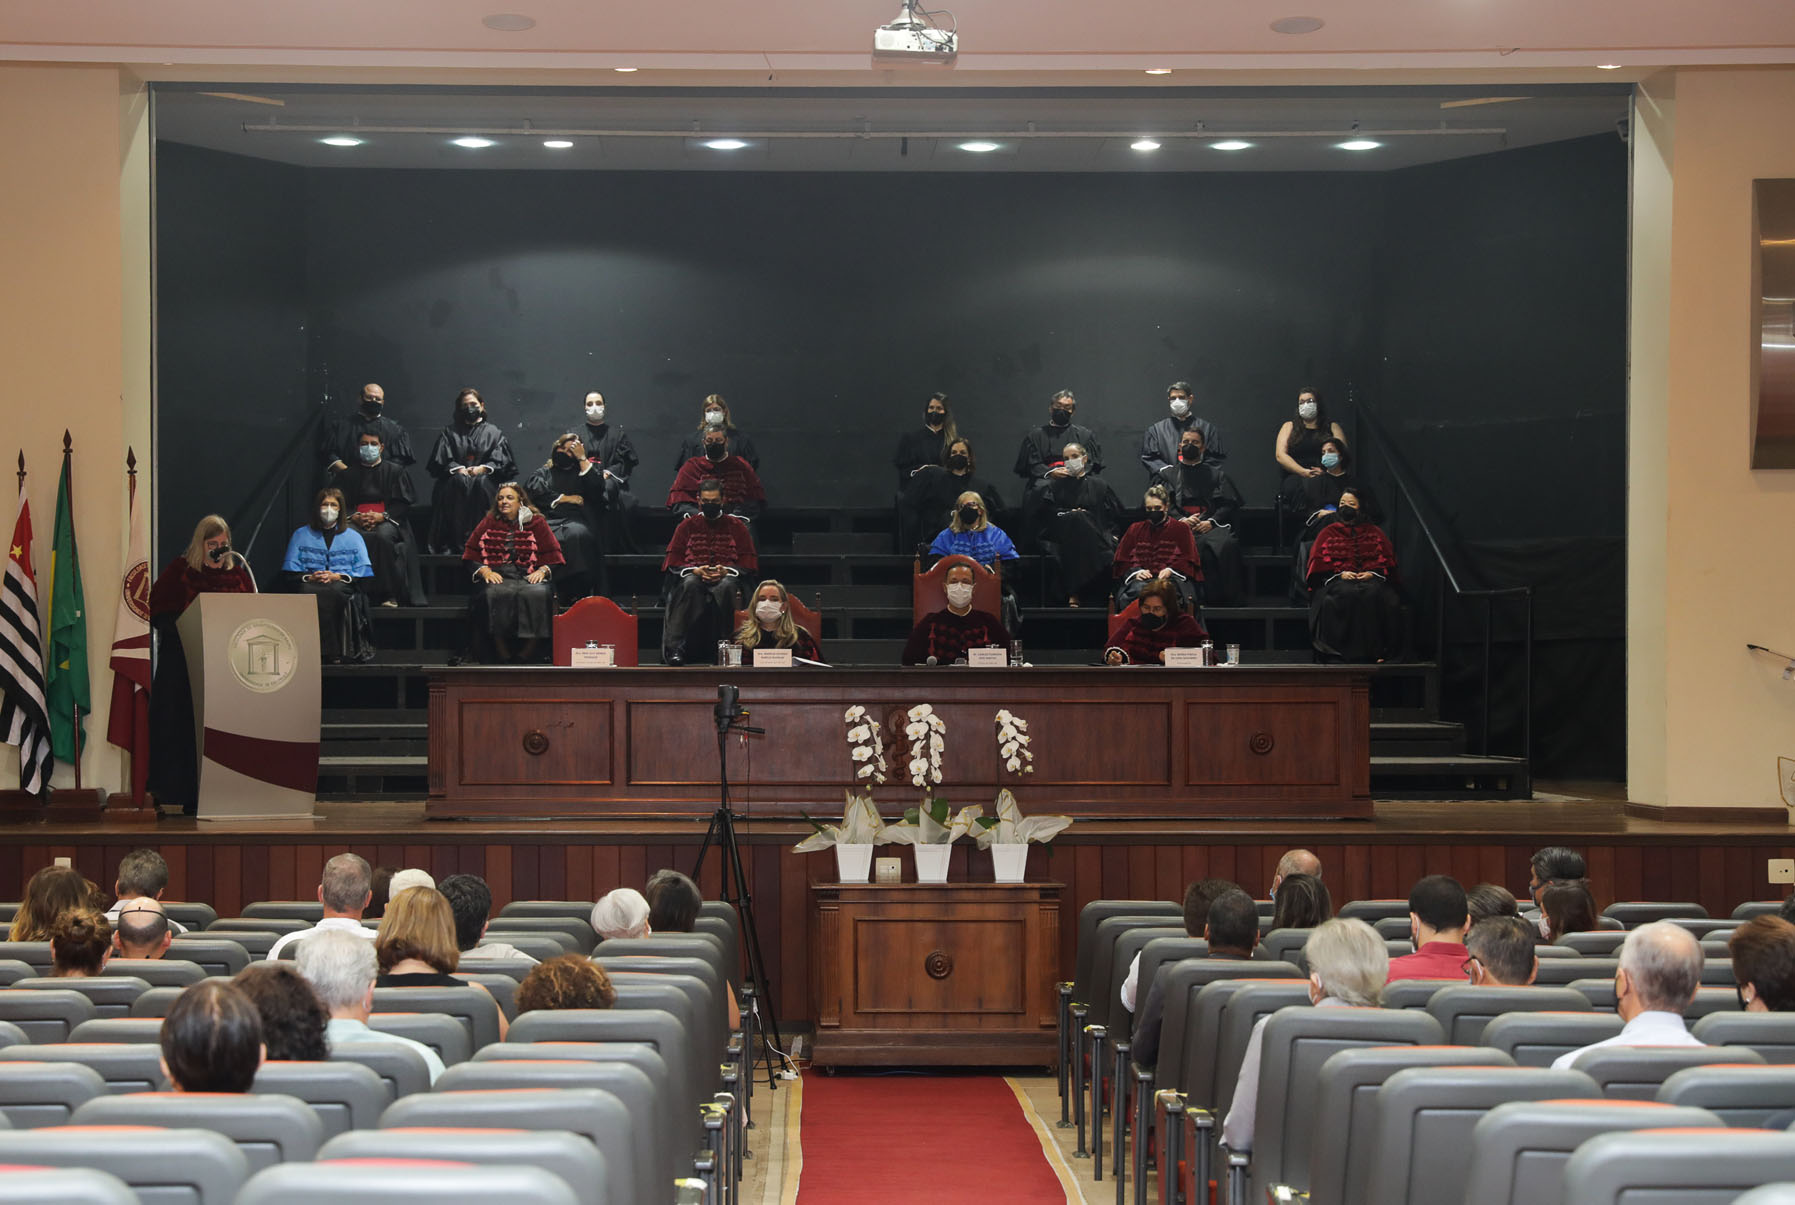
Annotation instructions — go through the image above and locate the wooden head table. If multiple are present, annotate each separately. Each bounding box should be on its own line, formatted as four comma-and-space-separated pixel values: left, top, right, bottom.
426, 666, 1370, 820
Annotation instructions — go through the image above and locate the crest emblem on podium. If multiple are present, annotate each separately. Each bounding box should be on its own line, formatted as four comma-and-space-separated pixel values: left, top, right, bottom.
227, 619, 299, 694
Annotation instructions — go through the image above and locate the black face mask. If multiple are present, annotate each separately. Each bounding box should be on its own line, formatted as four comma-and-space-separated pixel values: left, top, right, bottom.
1139, 611, 1167, 631
1049, 410, 1071, 428
206, 544, 230, 564
705, 444, 727, 462
1336, 504, 1359, 524
1179, 447, 1202, 464
946, 453, 969, 471
461, 405, 482, 421
1146, 510, 1167, 527
700, 502, 724, 520
958, 505, 980, 525
360, 399, 383, 415
926, 410, 946, 428
552, 452, 576, 470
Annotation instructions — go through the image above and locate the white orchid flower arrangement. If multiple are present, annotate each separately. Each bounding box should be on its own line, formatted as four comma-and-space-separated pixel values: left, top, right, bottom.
904, 703, 947, 790
971, 788, 1073, 848
843, 704, 888, 785
995, 709, 1034, 775
794, 791, 894, 853
881, 797, 985, 847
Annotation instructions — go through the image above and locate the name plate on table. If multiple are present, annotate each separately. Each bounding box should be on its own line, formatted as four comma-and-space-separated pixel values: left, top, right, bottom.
967, 647, 1008, 668
753, 648, 794, 668
570, 647, 615, 668
1164, 647, 1205, 668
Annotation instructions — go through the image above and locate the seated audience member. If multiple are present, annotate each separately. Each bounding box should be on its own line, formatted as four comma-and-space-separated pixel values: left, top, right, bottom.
899, 437, 1008, 554
893, 393, 956, 491
1154, 427, 1246, 605
1528, 845, 1588, 909
1540, 879, 1599, 944
1028, 440, 1125, 606
1271, 873, 1332, 931
902, 561, 1011, 666
338, 430, 426, 607
516, 954, 618, 1013
319, 382, 416, 482
929, 491, 1020, 570
1142, 380, 1230, 478
1224, 918, 1388, 1153
1131, 888, 1259, 1068
11, 864, 90, 941
1729, 916, 1795, 1012
1114, 485, 1200, 611
366, 866, 398, 921
674, 395, 760, 473
1551, 921, 1705, 1069
49, 910, 111, 978
661, 479, 758, 666
266, 853, 379, 960
669, 425, 766, 522
645, 869, 703, 933
1388, 875, 1472, 981
439, 873, 538, 964
1120, 878, 1241, 1014
1305, 488, 1402, 663
1270, 849, 1323, 895
1103, 577, 1208, 666
1465, 916, 1540, 986
1014, 391, 1104, 489
106, 849, 189, 935
426, 388, 515, 555
591, 888, 652, 941
736, 579, 822, 663
1297, 438, 1380, 533
1468, 883, 1521, 924
281, 487, 375, 664
113, 899, 172, 961
525, 433, 608, 599
577, 391, 642, 554
1274, 387, 1349, 517
297, 928, 444, 1084
375, 886, 470, 988
462, 482, 564, 665
232, 963, 329, 1061
160, 981, 265, 1094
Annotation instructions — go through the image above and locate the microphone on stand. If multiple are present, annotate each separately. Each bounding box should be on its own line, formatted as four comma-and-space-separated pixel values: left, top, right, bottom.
925, 656, 938, 667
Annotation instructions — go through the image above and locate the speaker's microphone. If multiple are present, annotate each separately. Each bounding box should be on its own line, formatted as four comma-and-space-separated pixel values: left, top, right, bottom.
925, 656, 938, 667
715, 683, 740, 718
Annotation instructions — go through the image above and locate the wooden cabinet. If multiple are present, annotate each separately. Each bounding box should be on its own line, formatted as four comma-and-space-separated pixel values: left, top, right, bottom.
809, 882, 1062, 1067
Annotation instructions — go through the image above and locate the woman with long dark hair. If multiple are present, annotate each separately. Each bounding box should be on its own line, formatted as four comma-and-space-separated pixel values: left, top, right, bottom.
1275, 387, 1349, 517
1305, 489, 1403, 664
426, 388, 515, 554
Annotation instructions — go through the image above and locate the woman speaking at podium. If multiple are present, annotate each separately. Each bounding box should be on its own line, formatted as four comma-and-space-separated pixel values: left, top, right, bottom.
147, 515, 256, 815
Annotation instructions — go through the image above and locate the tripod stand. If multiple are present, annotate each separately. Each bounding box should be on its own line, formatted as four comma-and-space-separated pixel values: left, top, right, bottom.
693, 684, 785, 1092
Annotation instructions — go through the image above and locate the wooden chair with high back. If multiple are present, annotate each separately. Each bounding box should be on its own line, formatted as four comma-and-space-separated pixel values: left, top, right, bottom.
553, 596, 640, 666
912, 554, 1002, 624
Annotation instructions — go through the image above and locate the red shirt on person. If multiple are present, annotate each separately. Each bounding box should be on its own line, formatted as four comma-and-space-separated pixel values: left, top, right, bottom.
1386, 940, 1470, 983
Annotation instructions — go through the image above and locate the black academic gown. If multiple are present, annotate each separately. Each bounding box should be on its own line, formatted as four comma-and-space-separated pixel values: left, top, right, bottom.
674, 429, 759, 474
1014, 422, 1103, 488
319, 410, 415, 479
892, 426, 950, 491
1155, 460, 1248, 605
578, 421, 642, 553
1028, 472, 1125, 599
897, 468, 1008, 554
425, 420, 515, 554
336, 458, 426, 606
1277, 424, 1334, 515
1139, 414, 1228, 477
524, 460, 606, 597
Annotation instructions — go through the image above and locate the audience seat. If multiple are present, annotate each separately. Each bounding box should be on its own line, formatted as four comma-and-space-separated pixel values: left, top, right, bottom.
378, 1088, 639, 1205
236, 1160, 578, 1205
317, 1129, 606, 1205
1562, 1127, 1795, 1204
1698, 956, 1738, 986
1204, 980, 1315, 1125
1099, 927, 1186, 1044
1371, 917, 1412, 940
1480, 1011, 1624, 1068
252, 1060, 389, 1138
0, 1022, 24, 1052
1129, 936, 1208, 1015
166, 939, 250, 977
370, 987, 501, 1051
496, 900, 596, 920
1655, 1063, 1795, 1127
1733, 901, 1787, 921
99, 959, 206, 989
1571, 1045, 1765, 1099
1148, 965, 1305, 1109
1257, 928, 1313, 970
12, 977, 149, 1019
0, 1125, 249, 1205
1082, 918, 1186, 1036
478, 917, 586, 954
1072, 902, 1182, 1004
0, 962, 35, 989
1601, 901, 1707, 925
1337, 900, 1410, 924
161, 904, 218, 932
474, 934, 563, 962
1424, 985, 1593, 1045
1384, 939, 1415, 958
1566, 977, 1618, 1011
508, 1008, 696, 1151
1693, 1011, 1795, 1064
1738, 1188, 1795, 1205
552, 595, 640, 667
205, 918, 305, 938
455, 957, 535, 983
67, 1018, 161, 1045
71, 1093, 324, 1172
1559, 931, 1628, 956
453, 972, 518, 1021
603, 974, 727, 1079
238, 902, 325, 925
469, 1041, 675, 1139
0, 1166, 137, 1205
692, 914, 742, 990
1701, 937, 1733, 959
129, 987, 182, 1019
592, 933, 727, 976
1531, 956, 1620, 986
0, 989, 95, 1043
0, 945, 53, 976
327, 1041, 430, 1100
1532, 944, 1580, 958
1687, 986, 1747, 1020
368, 1013, 471, 1066
0, 1043, 167, 1093
192, 930, 281, 959
0, 1062, 107, 1127
1462, 1099, 1725, 1205
1668, 918, 1741, 940
592, 955, 730, 1047
1377, 980, 1454, 1010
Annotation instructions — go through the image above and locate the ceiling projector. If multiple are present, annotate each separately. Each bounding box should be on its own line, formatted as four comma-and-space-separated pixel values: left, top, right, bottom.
874, 0, 957, 64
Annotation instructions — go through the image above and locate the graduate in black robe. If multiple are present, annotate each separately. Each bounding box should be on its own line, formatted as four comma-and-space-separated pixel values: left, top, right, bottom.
525, 433, 607, 600
673, 394, 760, 472
892, 393, 955, 491
897, 436, 1008, 554
1153, 427, 1247, 606
576, 391, 642, 553
337, 430, 426, 606
425, 388, 515, 554
318, 383, 415, 483
1026, 441, 1125, 605
1014, 391, 1104, 491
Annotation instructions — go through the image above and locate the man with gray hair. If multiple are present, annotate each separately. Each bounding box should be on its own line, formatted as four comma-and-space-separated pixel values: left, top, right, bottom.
296, 928, 443, 1083
1551, 920, 1705, 1070
105, 849, 187, 935
265, 853, 379, 960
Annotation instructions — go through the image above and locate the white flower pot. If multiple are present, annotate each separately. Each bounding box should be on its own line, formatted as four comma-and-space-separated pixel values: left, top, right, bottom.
835, 843, 873, 883
913, 843, 952, 883
991, 843, 1029, 883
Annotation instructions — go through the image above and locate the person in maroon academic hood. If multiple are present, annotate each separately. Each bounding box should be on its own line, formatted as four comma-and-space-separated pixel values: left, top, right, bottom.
1104, 576, 1209, 666
902, 562, 1010, 666
1305, 488, 1402, 663
668, 425, 765, 523
147, 514, 256, 815
661, 479, 759, 666
461, 482, 564, 665
1113, 484, 1201, 612
1386, 875, 1473, 982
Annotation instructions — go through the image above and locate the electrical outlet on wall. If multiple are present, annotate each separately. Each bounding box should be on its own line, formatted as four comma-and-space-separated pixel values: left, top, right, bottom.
875, 857, 902, 884
1769, 858, 1795, 884
52, 857, 71, 869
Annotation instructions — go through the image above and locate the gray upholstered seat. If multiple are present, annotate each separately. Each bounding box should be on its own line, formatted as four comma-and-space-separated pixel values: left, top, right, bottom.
469, 1040, 674, 1153
1372, 917, 1412, 940
71, 1092, 324, 1172
1337, 900, 1410, 923
327, 1041, 430, 1099
1424, 985, 1593, 1045
11, 977, 149, 1019
482, 915, 598, 952
1693, 1010, 1795, 1064
252, 1059, 390, 1137
0, 989, 94, 1043
1668, 918, 1741, 940
1078, 917, 1181, 1030
1531, 957, 1620, 986
237, 1161, 577, 1205
1655, 1062, 1795, 1127
161, 904, 218, 932
474, 934, 563, 962
1686, 986, 1745, 1020
1699, 956, 1738, 985
1559, 930, 1628, 956
67, 1018, 161, 1045
508, 1007, 695, 1163
1152, 972, 1306, 1106
453, 971, 518, 1020
1479, 1010, 1624, 1067
1462, 1098, 1724, 1205
0, 1021, 23, 1051
99, 959, 206, 988
318, 1127, 606, 1205
1377, 980, 1453, 1010
0, 1167, 137, 1204
367, 1012, 471, 1065
0, 1043, 166, 1093
1601, 901, 1707, 925
0, 961, 36, 988
0, 1124, 249, 1204
1563, 1127, 1795, 1204
605, 975, 725, 1083
370, 986, 501, 1051
165, 939, 249, 977
497, 899, 596, 920
193, 930, 281, 959
129, 986, 182, 1018
1204, 979, 1314, 1124
1734, 902, 1786, 921
205, 918, 304, 938
1257, 928, 1313, 971
0, 1061, 107, 1127
0, 945, 53, 975
238, 902, 324, 924
1532, 944, 1579, 958
1071, 901, 1182, 1007
1570, 1043, 1765, 1099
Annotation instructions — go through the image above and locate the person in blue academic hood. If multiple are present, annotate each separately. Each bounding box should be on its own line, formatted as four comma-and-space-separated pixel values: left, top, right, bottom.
282, 487, 375, 663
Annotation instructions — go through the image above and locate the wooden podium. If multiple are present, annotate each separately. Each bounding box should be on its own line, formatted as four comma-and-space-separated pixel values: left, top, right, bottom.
809, 882, 1062, 1067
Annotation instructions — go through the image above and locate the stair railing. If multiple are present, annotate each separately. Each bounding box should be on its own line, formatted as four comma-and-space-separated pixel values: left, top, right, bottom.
229, 408, 326, 569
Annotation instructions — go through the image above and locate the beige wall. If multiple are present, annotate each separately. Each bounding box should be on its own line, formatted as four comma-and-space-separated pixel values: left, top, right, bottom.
0, 64, 148, 795
1630, 66, 1795, 810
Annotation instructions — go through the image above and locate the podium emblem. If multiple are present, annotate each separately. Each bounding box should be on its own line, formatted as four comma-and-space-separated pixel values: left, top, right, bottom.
228, 619, 299, 694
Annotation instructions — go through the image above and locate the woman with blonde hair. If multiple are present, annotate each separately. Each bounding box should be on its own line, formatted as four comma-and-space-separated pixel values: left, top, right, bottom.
10, 864, 90, 941
674, 393, 760, 472
375, 886, 506, 1035
927, 491, 1020, 571
734, 579, 822, 662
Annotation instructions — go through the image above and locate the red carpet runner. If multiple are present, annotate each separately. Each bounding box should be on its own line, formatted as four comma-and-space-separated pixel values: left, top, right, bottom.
795, 1073, 1074, 1204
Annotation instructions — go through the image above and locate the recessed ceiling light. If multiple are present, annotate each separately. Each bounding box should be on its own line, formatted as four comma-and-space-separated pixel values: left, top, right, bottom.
1270, 16, 1325, 34
1595, 63, 1622, 70
452, 136, 496, 149
319, 136, 363, 148
613, 66, 639, 73
542, 139, 574, 149
959, 140, 1002, 153
1337, 139, 1382, 151
703, 138, 749, 151
1130, 139, 1161, 152
1211, 140, 1253, 151
1144, 68, 1172, 75
482, 13, 536, 31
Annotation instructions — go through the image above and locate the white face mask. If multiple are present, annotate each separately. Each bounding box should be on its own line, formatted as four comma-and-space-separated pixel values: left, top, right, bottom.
945, 582, 975, 610
516, 506, 534, 525
1298, 400, 1319, 422
704, 409, 725, 424
1169, 398, 1190, 419
586, 404, 604, 423
318, 507, 339, 525
754, 599, 784, 624
1064, 457, 1087, 476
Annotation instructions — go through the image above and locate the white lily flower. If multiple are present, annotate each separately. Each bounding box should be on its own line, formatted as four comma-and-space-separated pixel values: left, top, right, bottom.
850, 746, 872, 762
1005, 756, 1021, 772
857, 764, 875, 778
907, 704, 933, 720
844, 705, 864, 721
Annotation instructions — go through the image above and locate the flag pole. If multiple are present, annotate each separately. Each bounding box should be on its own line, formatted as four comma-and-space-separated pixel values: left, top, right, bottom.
43, 432, 105, 822
105, 446, 152, 822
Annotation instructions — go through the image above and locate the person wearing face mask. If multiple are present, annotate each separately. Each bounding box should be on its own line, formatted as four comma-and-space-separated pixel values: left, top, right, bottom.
426, 388, 516, 555
668, 425, 766, 523
1139, 380, 1229, 479
1113, 485, 1201, 611
1154, 427, 1247, 605
674, 394, 760, 474
1014, 390, 1104, 493
1305, 489, 1403, 663
576, 391, 642, 554
902, 562, 1011, 666
319, 382, 415, 483
928, 491, 1020, 570
661, 480, 759, 666
147, 515, 256, 815
734, 580, 822, 662
1275, 388, 1349, 518
1103, 577, 1209, 665
1297, 439, 1380, 531
897, 438, 1007, 555
461, 483, 563, 665
336, 432, 425, 608
1027, 440, 1125, 607
280, 487, 375, 665
893, 393, 958, 491
525, 433, 607, 600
